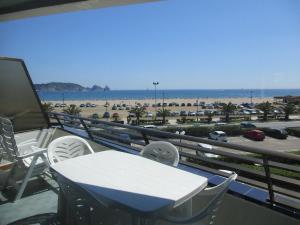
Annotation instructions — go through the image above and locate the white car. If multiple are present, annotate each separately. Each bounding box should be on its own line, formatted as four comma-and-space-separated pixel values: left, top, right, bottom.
188, 111, 196, 116
196, 111, 205, 116
209, 131, 227, 142
146, 112, 153, 117
143, 125, 157, 129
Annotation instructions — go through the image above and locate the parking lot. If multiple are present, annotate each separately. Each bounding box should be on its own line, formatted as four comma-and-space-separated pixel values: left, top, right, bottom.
226, 136, 300, 153
179, 134, 300, 157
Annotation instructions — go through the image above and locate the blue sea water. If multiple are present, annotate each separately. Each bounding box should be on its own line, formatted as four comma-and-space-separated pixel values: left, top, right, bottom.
38, 89, 300, 101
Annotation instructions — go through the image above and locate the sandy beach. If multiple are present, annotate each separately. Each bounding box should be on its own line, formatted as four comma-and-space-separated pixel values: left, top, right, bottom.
46, 97, 274, 119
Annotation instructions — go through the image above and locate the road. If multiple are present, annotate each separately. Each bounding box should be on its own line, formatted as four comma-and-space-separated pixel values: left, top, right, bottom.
227, 136, 300, 153
168, 119, 300, 129
253, 120, 300, 129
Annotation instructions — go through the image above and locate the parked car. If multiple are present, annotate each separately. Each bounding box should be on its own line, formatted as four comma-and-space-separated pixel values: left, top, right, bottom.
128, 113, 136, 117
209, 131, 227, 142
187, 103, 192, 107
181, 103, 185, 107
243, 130, 265, 141
180, 111, 188, 116
188, 111, 196, 116
204, 110, 213, 115
263, 128, 288, 139
143, 125, 157, 129
112, 105, 117, 110
193, 103, 199, 106
103, 112, 110, 118
146, 112, 153, 117
55, 103, 61, 107
196, 111, 205, 116
91, 104, 96, 107
240, 110, 251, 115
112, 112, 120, 118
215, 122, 227, 126
240, 122, 256, 129
170, 111, 180, 116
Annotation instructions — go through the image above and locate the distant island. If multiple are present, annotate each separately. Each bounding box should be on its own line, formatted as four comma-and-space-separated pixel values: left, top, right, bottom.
35, 82, 110, 92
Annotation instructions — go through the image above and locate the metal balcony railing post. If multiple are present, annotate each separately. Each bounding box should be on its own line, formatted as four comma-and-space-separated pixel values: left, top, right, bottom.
141, 132, 149, 145
54, 114, 64, 129
80, 119, 94, 141
263, 156, 275, 205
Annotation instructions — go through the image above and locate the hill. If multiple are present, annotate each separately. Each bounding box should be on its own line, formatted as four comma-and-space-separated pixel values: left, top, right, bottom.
35, 82, 110, 92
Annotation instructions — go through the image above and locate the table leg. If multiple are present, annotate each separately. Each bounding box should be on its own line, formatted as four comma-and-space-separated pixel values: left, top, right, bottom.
57, 189, 66, 224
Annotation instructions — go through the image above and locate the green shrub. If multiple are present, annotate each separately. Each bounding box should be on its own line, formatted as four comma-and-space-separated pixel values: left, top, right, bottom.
185, 126, 213, 137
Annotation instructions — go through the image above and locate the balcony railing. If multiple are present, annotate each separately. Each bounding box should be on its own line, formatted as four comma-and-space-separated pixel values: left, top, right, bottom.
48, 112, 300, 212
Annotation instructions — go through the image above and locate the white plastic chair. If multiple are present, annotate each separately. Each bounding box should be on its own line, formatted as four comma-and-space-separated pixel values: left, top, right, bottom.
140, 141, 179, 167
47, 136, 94, 164
0, 117, 51, 201
162, 173, 238, 225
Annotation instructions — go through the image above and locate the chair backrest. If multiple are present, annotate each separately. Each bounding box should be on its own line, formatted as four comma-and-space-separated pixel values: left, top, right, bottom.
163, 172, 237, 224
47, 136, 94, 164
140, 141, 179, 166
0, 117, 18, 160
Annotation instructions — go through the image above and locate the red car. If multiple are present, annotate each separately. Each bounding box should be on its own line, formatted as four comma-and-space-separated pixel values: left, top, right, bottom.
243, 130, 265, 141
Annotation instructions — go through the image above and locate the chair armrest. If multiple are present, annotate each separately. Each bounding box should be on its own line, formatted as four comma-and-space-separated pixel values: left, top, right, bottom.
18, 138, 37, 144
17, 147, 47, 159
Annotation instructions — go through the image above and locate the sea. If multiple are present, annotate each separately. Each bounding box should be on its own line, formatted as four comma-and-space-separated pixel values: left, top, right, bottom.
38, 89, 300, 101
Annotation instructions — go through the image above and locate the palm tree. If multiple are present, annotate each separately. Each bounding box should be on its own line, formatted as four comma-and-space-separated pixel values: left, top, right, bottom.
63, 104, 81, 116
283, 103, 296, 120
257, 101, 273, 121
221, 102, 236, 122
130, 106, 146, 125
41, 102, 54, 112
157, 108, 171, 124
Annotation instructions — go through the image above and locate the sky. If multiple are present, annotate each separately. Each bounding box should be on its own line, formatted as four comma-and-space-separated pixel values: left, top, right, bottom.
1, 0, 300, 90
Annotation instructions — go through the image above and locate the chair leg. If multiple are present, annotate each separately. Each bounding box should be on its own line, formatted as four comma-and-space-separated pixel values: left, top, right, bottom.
40, 153, 50, 168
14, 155, 39, 201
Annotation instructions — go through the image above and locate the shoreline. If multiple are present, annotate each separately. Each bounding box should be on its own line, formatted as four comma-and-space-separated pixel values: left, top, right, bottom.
45, 97, 274, 105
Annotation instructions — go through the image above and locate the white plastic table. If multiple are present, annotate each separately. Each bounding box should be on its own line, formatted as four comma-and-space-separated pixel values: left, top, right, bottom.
51, 150, 208, 224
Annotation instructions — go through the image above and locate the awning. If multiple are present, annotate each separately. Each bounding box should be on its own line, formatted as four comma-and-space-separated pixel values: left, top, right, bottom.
0, 0, 158, 21
0, 57, 49, 132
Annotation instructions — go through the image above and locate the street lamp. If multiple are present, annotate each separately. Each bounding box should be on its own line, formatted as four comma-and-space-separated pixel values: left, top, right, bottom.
196, 98, 199, 122
153, 81, 159, 112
